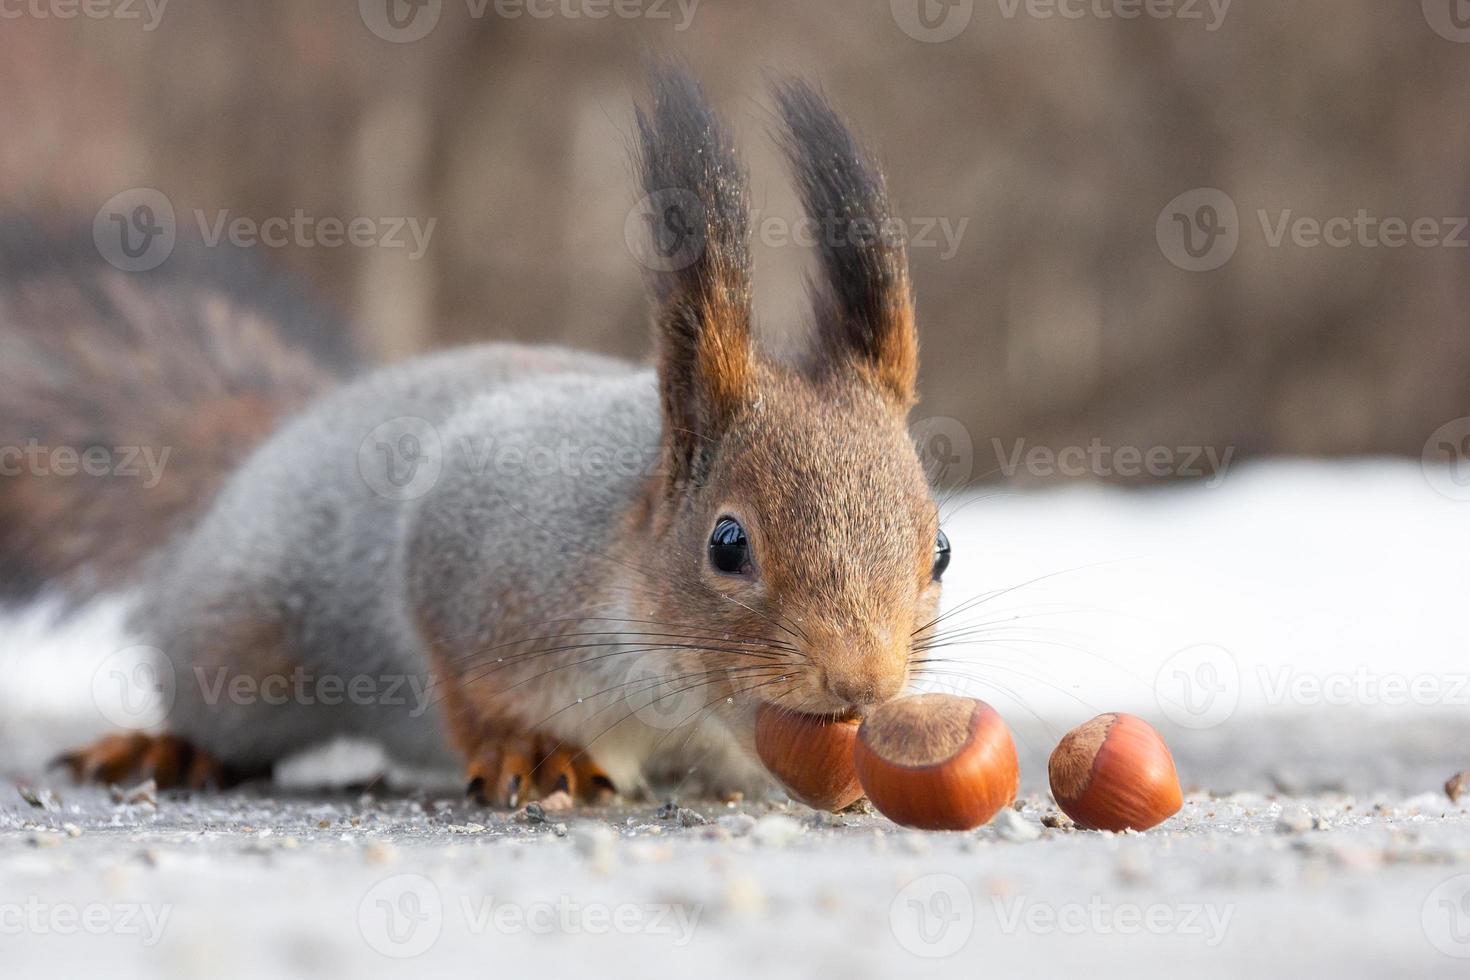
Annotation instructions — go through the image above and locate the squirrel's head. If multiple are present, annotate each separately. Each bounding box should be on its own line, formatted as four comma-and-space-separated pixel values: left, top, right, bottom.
632, 69, 946, 722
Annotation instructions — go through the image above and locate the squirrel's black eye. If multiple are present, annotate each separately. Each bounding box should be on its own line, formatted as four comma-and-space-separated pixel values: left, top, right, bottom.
932, 529, 951, 581
709, 516, 751, 575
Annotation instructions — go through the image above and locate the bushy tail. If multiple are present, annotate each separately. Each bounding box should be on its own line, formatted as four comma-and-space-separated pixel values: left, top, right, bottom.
0, 216, 356, 601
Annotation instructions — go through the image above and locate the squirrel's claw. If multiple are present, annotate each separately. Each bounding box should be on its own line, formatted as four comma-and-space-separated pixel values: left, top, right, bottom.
53, 732, 237, 790
465, 735, 617, 809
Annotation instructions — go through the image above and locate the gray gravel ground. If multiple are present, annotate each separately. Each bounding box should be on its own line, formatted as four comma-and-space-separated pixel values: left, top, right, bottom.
4, 716, 1470, 979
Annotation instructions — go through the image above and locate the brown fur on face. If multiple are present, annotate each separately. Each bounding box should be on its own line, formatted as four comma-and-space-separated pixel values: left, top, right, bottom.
632, 363, 941, 721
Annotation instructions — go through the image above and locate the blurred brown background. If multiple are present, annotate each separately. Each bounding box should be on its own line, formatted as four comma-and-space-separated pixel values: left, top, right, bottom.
2, 0, 1469, 480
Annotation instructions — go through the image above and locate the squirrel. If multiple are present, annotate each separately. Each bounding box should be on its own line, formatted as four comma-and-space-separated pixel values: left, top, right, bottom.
0, 67, 950, 808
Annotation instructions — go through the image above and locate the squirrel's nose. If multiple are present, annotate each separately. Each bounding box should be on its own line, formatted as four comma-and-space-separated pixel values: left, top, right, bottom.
824, 669, 904, 709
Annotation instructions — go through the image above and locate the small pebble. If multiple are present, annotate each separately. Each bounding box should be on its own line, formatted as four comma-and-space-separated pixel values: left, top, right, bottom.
18, 785, 61, 812
363, 841, 397, 865
111, 780, 157, 807
1446, 771, 1469, 803
657, 802, 709, 827
716, 813, 757, 837
751, 814, 803, 848
993, 808, 1041, 842
539, 791, 574, 813
571, 822, 617, 868
1276, 806, 1314, 834
1041, 811, 1073, 830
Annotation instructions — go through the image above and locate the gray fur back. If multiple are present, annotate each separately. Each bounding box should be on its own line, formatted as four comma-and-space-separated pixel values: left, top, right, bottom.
138, 343, 654, 770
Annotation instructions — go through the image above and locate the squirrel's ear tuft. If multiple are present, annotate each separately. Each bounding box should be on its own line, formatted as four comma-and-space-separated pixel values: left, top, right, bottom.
775, 79, 918, 410
636, 63, 754, 489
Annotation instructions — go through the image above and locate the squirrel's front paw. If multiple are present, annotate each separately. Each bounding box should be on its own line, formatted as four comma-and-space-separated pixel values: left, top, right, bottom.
53, 733, 241, 790
465, 734, 617, 810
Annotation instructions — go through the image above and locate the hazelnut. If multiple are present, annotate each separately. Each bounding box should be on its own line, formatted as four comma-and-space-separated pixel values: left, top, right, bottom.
852, 694, 1020, 831
1048, 713, 1182, 832
755, 703, 864, 811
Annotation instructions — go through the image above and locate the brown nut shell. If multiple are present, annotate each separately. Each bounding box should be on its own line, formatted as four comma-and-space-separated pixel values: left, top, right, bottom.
853, 694, 1020, 831
755, 702, 864, 811
1048, 713, 1182, 832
